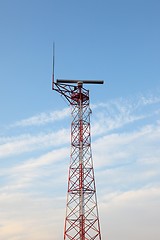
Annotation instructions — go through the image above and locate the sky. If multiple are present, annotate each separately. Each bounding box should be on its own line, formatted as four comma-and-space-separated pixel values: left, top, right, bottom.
0, 0, 160, 239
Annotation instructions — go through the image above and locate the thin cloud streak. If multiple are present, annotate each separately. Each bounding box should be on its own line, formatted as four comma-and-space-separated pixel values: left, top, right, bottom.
0, 129, 69, 158
12, 107, 70, 127
92, 93, 160, 135
0, 147, 69, 193
93, 121, 160, 175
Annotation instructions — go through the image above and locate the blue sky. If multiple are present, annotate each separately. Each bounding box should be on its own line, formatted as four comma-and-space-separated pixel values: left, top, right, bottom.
0, 0, 160, 240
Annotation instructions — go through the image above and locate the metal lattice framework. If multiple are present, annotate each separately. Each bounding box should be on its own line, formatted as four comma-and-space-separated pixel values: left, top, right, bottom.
53, 79, 103, 240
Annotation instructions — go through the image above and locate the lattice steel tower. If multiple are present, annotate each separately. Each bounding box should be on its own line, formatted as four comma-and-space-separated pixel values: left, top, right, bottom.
52, 65, 103, 240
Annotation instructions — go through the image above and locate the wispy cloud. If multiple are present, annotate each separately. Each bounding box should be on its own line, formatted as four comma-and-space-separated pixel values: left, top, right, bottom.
12, 107, 70, 127
0, 147, 69, 194
92, 93, 160, 135
0, 129, 69, 158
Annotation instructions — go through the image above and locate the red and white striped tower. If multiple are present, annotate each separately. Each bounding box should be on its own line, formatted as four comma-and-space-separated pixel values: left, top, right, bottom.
52, 78, 103, 240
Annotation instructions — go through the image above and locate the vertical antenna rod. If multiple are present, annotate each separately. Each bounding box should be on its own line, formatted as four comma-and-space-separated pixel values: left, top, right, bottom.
52, 42, 55, 90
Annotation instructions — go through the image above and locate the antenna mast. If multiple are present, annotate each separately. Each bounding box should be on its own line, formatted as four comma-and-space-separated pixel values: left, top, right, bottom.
52, 42, 55, 90
52, 62, 103, 240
